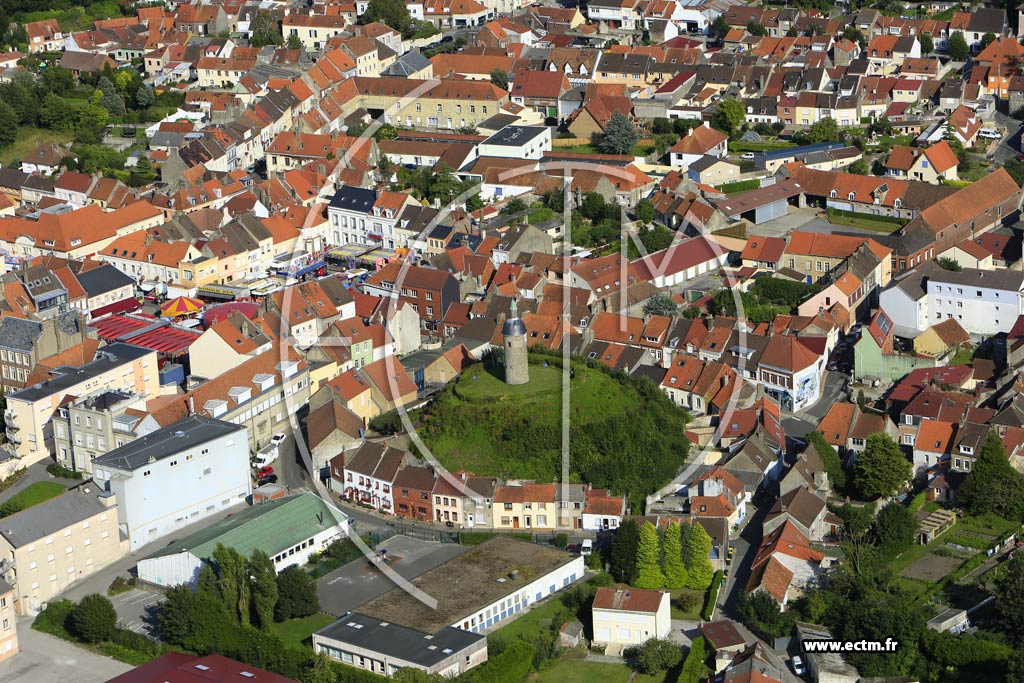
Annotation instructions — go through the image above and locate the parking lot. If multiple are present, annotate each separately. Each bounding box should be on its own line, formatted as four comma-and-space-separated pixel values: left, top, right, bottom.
316, 535, 470, 617
110, 588, 163, 636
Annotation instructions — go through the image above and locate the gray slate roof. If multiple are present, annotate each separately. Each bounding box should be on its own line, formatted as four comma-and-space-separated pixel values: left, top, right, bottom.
0, 316, 42, 352
10, 342, 151, 403
75, 264, 136, 298
93, 415, 242, 472
0, 486, 109, 548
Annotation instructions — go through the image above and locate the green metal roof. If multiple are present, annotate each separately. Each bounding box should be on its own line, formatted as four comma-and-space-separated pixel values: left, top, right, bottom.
143, 493, 348, 562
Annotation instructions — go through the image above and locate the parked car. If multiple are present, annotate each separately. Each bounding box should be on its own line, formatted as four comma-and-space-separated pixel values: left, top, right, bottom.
581, 539, 593, 556
270, 433, 287, 446
979, 127, 1001, 140
258, 474, 279, 486
257, 465, 274, 477
740, 152, 756, 160
791, 656, 806, 676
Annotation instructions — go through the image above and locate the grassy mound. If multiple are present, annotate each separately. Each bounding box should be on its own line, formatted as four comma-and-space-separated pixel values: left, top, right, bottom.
417, 353, 691, 510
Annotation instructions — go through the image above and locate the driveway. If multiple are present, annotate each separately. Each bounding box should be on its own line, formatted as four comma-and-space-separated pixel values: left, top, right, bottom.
316, 536, 469, 617
0, 619, 132, 683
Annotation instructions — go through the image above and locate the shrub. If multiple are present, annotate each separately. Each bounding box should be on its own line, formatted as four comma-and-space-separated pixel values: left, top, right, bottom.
33, 599, 75, 640
108, 576, 137, 596
679, 636, 706, 683
46, 463, 83, 480
635, 638, 683, 674
368, 410, 403, 435
555, 533, 569, 550
674, 592, 700, 613
71, 594, 117, 643
460, 531, 497, 546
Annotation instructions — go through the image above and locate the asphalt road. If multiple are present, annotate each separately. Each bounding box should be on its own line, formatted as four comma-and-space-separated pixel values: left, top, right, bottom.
316, 535, 469, 617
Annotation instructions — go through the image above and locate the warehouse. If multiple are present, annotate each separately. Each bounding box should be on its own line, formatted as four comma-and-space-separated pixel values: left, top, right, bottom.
136, 492, 350, 587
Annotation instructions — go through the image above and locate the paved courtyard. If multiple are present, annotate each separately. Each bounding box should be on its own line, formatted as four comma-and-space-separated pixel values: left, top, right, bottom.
316, 535, 469, 617
0, 619, 132, 683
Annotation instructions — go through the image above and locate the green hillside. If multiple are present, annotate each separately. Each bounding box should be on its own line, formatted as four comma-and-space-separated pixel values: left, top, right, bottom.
417, 353, 691, 510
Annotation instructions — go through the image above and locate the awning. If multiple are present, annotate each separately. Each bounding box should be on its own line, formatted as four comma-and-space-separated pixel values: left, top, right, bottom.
90, 297, 141, 319
196, 286, 236, 301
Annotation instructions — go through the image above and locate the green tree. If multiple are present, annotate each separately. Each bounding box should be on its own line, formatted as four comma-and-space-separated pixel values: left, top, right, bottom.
361, 0, 414, 37
635, 198, 655, 224
0, 101, 16, 148
806, 117, 842, 143
134, 84, 155, 109
982, 32, 997, 49
251, 12, 284, 47
710, 15, 730, 40
997, 557, 1024, 647
490, 68, 508, 90
286, 33, 303, 50
38, 92, 74, 131
843, 25, 866, 47
643, 293, 678, 317
97, 76, 125, 116
635, 521, 666, 589
41, 66, 74, 95
466, 194, 484, 212
935, 256, 962, 271
635, 638, 683, 674
610, 519, 640, 584
128, 156, 156, 187
872, 501, 916, 557
662, 521, 689, 589
848, 158, 870, 175
1004, 158, 1024, 187
501, 197, 527, 215
958, 429, 1024, 520
948, 31, 969, 61
806, 430, 847, 491
711, 99, 744, 136
746, 20, 767, 36
275, 565, 320, 621
640, 224, 673, 252
212, 544, 251, 626
249, 549, 279, 630
685, 522, 714, 589
853, 433, 911, 500
70, 594, 117, 643
919, 32, 934, 54
599, 112, 640, 154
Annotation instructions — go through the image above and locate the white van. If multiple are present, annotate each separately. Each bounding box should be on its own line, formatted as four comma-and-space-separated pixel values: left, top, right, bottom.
254, 442, 279, 468
979, 127, 1001, 140
580, 539, 593, 556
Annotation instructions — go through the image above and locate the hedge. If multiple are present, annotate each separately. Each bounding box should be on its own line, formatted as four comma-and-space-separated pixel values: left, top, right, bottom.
716, 179, 761, 194
680, 636, 706, 683
461, 640, 536, 683
702, 571, 723, 620
460, 531, 497, 545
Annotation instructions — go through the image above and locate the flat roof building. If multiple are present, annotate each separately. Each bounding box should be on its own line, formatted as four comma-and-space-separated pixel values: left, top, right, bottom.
314, 613, 486, 678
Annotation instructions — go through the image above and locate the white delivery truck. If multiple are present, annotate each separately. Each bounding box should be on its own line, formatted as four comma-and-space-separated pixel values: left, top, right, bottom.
254, 442, 280, 468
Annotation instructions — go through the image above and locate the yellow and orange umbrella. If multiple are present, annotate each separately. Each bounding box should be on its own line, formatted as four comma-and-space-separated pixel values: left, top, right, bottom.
160, 296, 204, 317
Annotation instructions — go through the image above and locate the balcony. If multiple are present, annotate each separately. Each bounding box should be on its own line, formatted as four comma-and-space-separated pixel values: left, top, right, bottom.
3, 409, 15, 423
6, 431, 20, 445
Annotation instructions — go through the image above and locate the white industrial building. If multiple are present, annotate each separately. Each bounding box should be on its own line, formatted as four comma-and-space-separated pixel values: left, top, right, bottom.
92, 415, 251, 551
136, 492, 350, 587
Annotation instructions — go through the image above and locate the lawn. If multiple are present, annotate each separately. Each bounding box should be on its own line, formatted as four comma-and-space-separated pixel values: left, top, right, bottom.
0, 128, 74, 166
554, 143, 650, 157
269, 613, 335, 647
827, 213, 905, 233
538, 660, 634, 683
0, 482, 67, 518
491, 596, 567, 643
456, 364, 562, 400
669, 588, 706, 620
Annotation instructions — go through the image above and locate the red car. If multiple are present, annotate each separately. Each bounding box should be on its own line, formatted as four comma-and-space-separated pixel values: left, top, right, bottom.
257, 465, 274, 477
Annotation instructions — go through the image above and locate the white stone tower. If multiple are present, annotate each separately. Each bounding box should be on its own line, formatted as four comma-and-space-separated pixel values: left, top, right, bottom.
503, 299, 529, 386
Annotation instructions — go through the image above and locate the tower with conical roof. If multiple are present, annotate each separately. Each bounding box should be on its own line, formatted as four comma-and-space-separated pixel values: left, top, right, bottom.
503, 299, 529, 385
